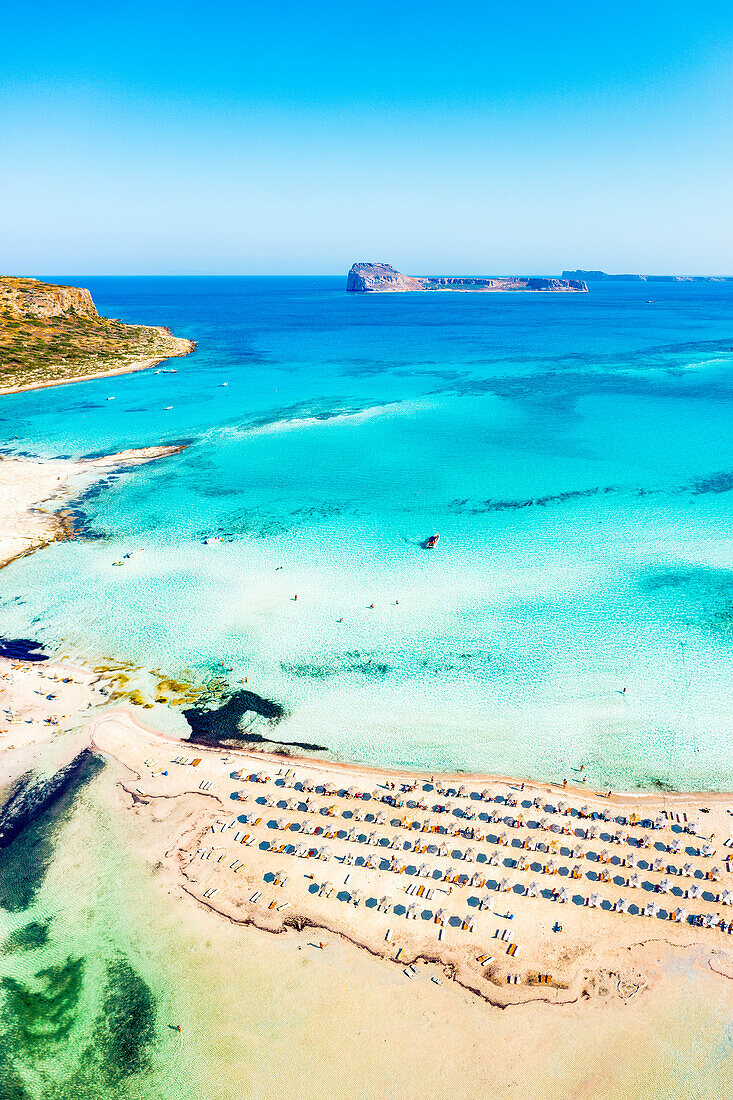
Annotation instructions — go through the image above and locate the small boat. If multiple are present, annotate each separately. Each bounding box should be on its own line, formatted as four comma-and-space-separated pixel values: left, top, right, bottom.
424, 533, 440, 549
204, 536, 223, 545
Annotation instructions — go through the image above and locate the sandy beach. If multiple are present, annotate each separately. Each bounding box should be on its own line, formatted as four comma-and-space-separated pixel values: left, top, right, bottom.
0, 444, 186, 570
84, 706, 733, 1011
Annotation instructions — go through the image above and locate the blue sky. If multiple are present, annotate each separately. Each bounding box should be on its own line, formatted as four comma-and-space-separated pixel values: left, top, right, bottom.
2, 1, 732, 274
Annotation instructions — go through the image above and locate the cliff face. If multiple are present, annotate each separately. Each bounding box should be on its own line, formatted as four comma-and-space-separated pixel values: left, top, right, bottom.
348, 263, 587, 293
0, 277, 98, 319
346, 263, 423, 292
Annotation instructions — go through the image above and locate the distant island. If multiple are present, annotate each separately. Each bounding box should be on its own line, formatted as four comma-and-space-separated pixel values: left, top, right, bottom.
347, 263, 588, 294
562, 269, 733, 283
0, 276, 194, 394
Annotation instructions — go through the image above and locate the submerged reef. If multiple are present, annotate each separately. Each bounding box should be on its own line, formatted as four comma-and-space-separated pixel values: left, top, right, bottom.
183, 689, 326, 753
0, 751, 104, 911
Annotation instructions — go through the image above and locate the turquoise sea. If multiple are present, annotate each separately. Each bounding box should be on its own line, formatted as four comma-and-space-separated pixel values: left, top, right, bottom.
4, 276, 733, 789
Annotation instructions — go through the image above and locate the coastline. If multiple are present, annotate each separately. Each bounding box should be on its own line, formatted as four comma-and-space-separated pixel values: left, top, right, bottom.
0, 443, 187, 571
87, 705, 733, 1013
0, 446, 732, 1094
0, 336, 195, 396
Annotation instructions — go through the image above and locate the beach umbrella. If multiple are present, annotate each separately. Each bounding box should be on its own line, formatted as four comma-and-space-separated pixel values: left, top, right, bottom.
499, 877, 512, 892
652, 858, 664, 873
721, 889, 733, 906
687, 882, 702, 899
658, 878, 671, 894
526, 881, 539, 897
701, 843, 714, 858
668, 838, 682, 853
672, 906, 688, 923
488, 852, 500, 866
614, 897, 629, 913
643, 901, 660, 918
681, 862, 694, 877
405, 903, 418, 920
709, 866, 721, 881
588, 892, 601, 908
557, 887, 569, 903
434, 907, 446, 924
479, 893, 494, 910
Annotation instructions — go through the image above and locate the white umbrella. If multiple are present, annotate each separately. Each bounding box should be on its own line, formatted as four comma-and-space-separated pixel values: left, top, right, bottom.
614, 897, 629, 912
588, 892, 601, 908
557, 887, 569, 903
643, 901, 660, 917
672, 906, 688, 923
627, 873, 640, 888
658, 878, 671, 894
721, 889, 733, 906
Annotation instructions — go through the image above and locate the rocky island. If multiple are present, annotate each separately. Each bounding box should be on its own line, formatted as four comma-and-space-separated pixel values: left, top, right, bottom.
347, 262, 588, 293
0, 276, 194, 393
562, 269, 733, 283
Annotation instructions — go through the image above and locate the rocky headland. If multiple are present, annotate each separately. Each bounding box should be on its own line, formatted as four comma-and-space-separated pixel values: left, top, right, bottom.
562, 269, 733, 282
0, 275, 195, 393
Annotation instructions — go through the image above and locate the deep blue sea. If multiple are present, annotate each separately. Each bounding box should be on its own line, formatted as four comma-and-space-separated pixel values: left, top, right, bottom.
3, 275, 733, 788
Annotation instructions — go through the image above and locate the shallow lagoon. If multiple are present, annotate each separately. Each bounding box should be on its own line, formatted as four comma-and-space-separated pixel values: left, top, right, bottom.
3, 277, 733, 788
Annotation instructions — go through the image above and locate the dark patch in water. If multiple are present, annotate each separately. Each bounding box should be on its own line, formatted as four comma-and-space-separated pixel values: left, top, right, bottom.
80, 957, 157, 1088
0, 751, 104, 911
648, 776, 679, 793
640, 566, 733, 633
281, 651, 390, 681
689, 471, 733, 495
450, 485, 617, 513
2, 919, 52, 955
0, 1042, 33, 1099
1, 955, 85, 1051
0, 637, 48, 662
183, 691, 326, 752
